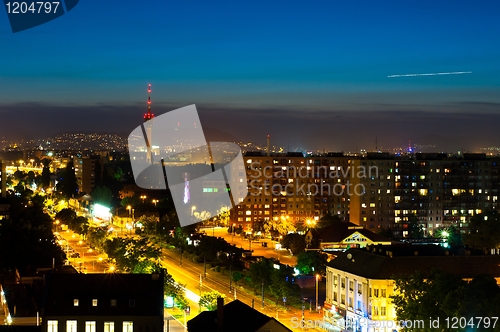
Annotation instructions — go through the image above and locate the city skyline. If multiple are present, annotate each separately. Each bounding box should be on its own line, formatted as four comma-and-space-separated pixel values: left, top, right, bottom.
1, 1, 500, 151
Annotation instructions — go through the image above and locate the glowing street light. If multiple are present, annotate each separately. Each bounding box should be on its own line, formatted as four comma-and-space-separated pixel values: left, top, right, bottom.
152, 199, 158, 207
140, 195, 147, 203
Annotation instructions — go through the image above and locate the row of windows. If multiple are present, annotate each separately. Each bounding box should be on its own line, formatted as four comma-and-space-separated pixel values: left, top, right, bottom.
47, 321, 133, 332
73, 299, 135, 307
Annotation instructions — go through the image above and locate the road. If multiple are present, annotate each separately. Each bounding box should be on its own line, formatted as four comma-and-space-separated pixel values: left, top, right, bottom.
56, 230, 109, 273
200, 226, 297, 267
160, 241, 325, 332
59, 227, 324, 331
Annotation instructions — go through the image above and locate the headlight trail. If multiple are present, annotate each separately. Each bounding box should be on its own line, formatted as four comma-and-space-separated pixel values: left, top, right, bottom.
388, 71, 472, 78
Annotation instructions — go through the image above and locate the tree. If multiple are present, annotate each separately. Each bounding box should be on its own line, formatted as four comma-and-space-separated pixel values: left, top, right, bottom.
55, 208, 77, 224
92, 185, 113, 207
269, 265, 300, 304
248, 258, 273, 291
317, 214, 342, 228
104, 237, 161, 272
231, 271, 243, 285
57, 160, 78, 198
392, 271, 500, 332
217, 206, 231, 226
199, 291, 225, 311
121, 195, 140, 208
281, 233, 306, 255
0, 200, 65, 271
197, 235, 232, 262
135, 215, 160, 236
263, 215, 296, 237
296, 251, 327, 275
87, 226, 108, 250
41, 159, 51, 188
407, 214, 424, 239
194, 210, 211, 223
464, 211, 500, 252
163, 271, 188, 309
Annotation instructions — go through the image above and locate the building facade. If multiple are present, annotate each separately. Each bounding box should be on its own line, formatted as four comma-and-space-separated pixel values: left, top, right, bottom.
42, 273, 164, 332
324, 247, 500, 332
74, 157, 96, 195
231, 151, 500, 237
232, 152, 353, 232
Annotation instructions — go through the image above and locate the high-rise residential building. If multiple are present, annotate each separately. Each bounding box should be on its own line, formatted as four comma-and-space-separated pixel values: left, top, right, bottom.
231, 151, 500, 237
351, 153, 500, 237
350, 153, 396, 231
74, 157, 96, 195
232, 152, 352, 232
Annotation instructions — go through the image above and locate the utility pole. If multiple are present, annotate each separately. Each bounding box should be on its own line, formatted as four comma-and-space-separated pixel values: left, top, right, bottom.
315, 274, 319, 312
302, 298, 305, 321
229, 264, 232, 291
204, 257, 207, 279
199, 274, 202, 297
261, 279, 264, 309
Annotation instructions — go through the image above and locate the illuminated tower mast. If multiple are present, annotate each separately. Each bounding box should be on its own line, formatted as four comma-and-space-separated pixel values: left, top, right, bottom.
144, 84, 154, 163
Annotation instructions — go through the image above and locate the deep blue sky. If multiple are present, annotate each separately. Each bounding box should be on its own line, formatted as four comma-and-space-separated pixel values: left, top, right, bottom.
1, 1, 500, 151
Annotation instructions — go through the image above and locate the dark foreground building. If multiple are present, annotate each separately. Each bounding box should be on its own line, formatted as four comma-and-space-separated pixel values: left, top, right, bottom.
42, 273, 163, 332
187, 299, 291, 332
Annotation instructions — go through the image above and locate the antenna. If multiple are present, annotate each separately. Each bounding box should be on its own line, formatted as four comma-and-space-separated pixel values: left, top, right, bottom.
144, 84, 154, 163
144, 83, 154, 121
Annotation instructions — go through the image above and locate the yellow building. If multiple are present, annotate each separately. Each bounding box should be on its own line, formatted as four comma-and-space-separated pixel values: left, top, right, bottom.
324, 246, 500, 332
305, 222, 392, 251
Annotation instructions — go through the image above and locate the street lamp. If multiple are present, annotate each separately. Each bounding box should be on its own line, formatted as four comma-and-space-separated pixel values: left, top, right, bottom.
54, 219, 60, 233
140, 195, 147, 204
191, 206, 196, 216
232, 223, 236, 243
127, 205, 132, 220
315, 274, 320, 312
152, 199, 158, 207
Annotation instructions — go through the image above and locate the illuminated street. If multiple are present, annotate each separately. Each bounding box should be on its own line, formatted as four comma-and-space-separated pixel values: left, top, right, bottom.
200, 226, 297, 267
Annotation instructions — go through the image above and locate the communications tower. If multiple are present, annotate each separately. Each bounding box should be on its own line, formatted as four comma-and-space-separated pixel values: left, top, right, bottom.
144, 84, 154, 163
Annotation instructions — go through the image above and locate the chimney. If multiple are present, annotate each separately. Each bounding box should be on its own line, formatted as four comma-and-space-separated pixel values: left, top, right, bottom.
217, 297, 224, 332
267, 135, 270, 156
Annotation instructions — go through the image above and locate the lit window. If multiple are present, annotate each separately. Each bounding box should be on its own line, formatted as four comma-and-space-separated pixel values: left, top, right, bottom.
85, 321, 96, 332
92, 299, 98, 306
74, 299, 79, 306
67, 320, 77, 332
104, 322, 115, 332
123, 322, 133, 332
47, 320, 58, 332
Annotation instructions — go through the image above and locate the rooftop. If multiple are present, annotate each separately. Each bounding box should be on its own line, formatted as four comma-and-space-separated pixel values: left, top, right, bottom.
328, 248, 500, 280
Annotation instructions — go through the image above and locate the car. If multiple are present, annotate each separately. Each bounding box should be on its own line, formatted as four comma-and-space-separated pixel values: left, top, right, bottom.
70, 252, 80, 258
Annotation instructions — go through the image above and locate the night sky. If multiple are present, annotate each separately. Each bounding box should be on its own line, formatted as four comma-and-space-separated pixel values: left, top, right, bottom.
1, 1, 500, 152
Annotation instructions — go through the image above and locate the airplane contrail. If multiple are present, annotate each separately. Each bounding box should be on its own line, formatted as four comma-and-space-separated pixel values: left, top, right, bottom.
388, 71, 472, 78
